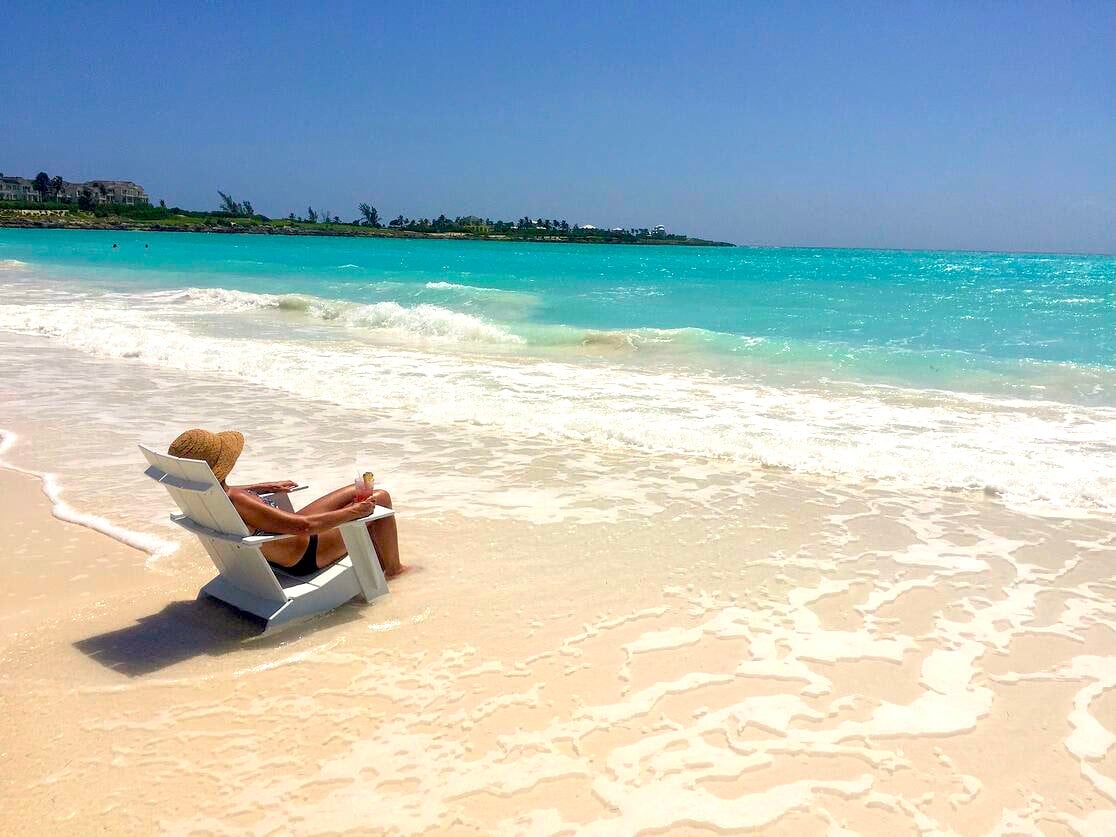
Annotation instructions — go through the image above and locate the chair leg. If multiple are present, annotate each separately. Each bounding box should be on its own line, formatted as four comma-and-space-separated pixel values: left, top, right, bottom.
339, 519, 390, 602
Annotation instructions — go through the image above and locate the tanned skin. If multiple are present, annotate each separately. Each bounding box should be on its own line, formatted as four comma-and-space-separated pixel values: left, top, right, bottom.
226, 480, 403, 577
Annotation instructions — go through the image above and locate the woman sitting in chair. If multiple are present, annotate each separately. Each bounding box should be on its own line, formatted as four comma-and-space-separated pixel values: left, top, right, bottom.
168, 429, 403, 578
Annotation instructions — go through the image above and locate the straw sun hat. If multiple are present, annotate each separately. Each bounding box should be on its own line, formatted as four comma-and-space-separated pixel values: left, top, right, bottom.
168, 428, 245, 482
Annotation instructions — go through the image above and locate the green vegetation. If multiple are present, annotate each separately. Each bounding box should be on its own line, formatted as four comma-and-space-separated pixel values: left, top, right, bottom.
33, 171, 51, 199
0, 189, 733, 246
217, 191, 253, 217
358, 202, 381, 227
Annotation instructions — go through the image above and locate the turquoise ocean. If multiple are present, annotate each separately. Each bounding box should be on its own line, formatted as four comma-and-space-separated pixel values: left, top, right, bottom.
1, 228, 1114, 516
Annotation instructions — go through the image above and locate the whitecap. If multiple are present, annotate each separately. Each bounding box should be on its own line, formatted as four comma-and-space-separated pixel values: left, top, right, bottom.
141, 286, 522, 344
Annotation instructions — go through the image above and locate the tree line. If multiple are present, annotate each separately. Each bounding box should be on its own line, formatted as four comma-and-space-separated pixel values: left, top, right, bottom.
214, 191, 669, 238
2, 179, 692, 241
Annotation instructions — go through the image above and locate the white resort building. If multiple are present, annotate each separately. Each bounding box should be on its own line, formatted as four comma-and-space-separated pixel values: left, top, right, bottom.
0, 175, 41, 202
0, 173, 150, 205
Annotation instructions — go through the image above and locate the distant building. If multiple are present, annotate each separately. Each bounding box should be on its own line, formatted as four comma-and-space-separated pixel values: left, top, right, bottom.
58, 182, 85, 203
576, 224, 596, 230
0, 173, 149, 205
0, 174, 40, 202
62, 179, 150, 205
84, 180, 149, 205
459, 215, 491, 234
653, 224, 666, 235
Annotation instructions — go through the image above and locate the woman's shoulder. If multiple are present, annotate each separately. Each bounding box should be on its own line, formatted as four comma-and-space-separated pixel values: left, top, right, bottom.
229, 487, 281, 512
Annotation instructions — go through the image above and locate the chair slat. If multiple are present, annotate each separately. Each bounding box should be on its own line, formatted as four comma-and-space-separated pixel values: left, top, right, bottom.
142, 465, 211, 492
169, 457, 250, 536
205, 537, 287, 603
196, 534, 230, 576
165, 484, 223, 532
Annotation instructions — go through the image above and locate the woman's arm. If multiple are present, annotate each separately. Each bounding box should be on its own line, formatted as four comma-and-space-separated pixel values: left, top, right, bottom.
230, 490, 373, 536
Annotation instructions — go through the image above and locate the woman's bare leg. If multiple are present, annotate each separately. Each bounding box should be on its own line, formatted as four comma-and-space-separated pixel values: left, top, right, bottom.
297, 486, 402, 576
367, 489, 401, 576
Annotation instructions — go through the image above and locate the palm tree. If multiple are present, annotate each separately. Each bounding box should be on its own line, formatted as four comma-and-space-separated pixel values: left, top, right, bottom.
50, 176, 65, 201
217, 191, 241, 215
358, 203, 381, 227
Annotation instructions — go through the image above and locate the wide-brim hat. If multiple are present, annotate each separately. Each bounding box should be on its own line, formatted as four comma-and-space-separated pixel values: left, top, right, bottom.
167, 428, 244, 482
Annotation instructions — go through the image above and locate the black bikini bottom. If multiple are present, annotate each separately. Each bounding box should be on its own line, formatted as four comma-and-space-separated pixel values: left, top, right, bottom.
268, 534, 319, 577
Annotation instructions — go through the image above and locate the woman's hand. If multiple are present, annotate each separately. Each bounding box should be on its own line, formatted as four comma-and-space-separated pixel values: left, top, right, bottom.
258, 480, 298, 493
349, 498, 376, 518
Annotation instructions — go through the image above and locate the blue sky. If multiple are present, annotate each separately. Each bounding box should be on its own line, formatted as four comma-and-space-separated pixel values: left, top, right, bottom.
4, 1, 1113, 252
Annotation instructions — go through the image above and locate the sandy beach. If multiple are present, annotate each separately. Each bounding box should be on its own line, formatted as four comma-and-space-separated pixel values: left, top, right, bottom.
3, 412, 1116, 835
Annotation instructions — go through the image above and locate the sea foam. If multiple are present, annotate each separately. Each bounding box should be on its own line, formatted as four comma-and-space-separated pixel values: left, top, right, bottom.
0, 428, 178, 561
2, 293, 1115, 516
152, 286, 523, 344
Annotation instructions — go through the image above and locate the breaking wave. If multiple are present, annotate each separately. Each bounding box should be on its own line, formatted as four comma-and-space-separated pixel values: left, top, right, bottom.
146, 286, 740, 352
2, 293, 1116, 516
149, 286, 524, 344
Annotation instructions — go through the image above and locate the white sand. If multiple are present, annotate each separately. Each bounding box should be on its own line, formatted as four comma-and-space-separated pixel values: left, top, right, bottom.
2, 448, 1116, 835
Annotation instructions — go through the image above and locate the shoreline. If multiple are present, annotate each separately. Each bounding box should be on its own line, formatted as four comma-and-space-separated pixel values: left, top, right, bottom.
0, 217, 736, 247
0, 428, 177, 562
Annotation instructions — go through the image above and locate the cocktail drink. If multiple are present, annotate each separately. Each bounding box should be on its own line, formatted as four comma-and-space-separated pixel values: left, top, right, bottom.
354, 471, 375, 502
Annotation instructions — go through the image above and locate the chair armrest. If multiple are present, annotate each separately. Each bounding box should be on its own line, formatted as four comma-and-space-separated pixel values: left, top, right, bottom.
242, 532, 301, 545
170, 514, 301, 545
347, 505, 395, 525
256, 484, 309, 494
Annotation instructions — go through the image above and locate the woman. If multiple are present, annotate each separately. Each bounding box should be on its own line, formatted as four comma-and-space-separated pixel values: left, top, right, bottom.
168, 429, 403, 578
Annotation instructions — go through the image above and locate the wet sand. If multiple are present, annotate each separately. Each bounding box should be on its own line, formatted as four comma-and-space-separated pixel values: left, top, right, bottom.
3, 445, 1116, 835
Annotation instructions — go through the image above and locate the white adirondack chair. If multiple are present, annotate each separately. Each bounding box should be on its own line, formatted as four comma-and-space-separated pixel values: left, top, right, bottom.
140, 445, 392, 631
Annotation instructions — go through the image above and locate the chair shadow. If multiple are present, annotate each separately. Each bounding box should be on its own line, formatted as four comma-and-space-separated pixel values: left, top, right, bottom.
73, 595, 363, 677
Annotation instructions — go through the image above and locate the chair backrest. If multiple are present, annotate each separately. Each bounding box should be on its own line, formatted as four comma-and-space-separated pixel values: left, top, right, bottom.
140, 444, 287, 604
139, 445, 250, 536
